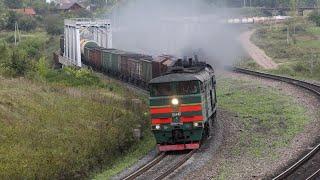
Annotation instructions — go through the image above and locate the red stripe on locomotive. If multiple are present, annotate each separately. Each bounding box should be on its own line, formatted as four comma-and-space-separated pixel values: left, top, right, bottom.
152, 118, 172, 124
181, 115, 203, 123
150, 107, 173, 114
179, 104, 202, 112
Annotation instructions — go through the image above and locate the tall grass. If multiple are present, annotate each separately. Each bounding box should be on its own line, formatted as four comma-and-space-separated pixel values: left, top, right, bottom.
0, 76, 150, 179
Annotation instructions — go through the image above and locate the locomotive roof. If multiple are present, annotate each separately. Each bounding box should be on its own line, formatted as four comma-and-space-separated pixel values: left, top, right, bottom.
150, 67, 214, 84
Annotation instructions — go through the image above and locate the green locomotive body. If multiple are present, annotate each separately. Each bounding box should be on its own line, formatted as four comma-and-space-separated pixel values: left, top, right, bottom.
149, 63, 217, 151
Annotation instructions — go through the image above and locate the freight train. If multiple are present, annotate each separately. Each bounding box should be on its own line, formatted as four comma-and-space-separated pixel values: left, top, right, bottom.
56, 37, 217, 151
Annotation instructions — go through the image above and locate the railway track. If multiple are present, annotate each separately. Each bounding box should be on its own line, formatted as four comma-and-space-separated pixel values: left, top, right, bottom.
233, 67, 320, 180
123, 150, 196, 180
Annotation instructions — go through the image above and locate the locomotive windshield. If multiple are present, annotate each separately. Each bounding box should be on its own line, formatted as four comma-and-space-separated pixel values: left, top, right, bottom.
150, 81, 200, 96
176, 81, 200, 95
150, 83, 172, 96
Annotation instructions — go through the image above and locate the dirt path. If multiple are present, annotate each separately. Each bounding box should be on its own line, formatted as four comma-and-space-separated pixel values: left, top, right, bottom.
239, 30, 278, 69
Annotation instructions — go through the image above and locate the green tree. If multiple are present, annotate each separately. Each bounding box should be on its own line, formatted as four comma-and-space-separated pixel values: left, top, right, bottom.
6, 11, 21, 30
0, 1, 8, 29
4, 0, 23, 9
44, 16, 64, 35
19, 16, 37, 31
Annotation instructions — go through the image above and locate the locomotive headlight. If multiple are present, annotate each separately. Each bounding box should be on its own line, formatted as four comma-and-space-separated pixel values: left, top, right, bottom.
155, 125, 161, 130
171, 98, 179, 106
193, 122, 202, 127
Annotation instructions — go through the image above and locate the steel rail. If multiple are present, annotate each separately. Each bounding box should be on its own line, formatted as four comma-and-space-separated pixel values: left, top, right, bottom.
154, 149, 197, 180
233, 67, 320, 97
306, 168, 320, 180
233, 67, 320, 180
272, 144, 320, 180
123, 153, 166, 180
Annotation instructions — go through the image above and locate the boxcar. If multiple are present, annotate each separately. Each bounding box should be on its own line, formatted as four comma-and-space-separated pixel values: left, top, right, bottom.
140, 56, 153, 87
120, 54, 153, 85
90, 48, 102, 70
101, 49, 128, 75
152, 55, 176, 78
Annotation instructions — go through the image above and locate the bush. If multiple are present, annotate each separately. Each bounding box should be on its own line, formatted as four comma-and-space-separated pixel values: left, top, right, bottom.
44, 16, 63, 35
18, 16, 37, 32
5, 11, 20, 30
0, 42, 35, 77
309, 11, 320, 26
18, 36, 47, 59
2, 48, 34, 77
45, 67, 103, 87
36, 57, 50, 79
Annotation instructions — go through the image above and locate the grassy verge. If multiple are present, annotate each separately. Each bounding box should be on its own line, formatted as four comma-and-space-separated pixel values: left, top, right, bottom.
218, 76, 308, 157
0, 71, 152, 179
215, 76, 309, 179
0, 29, 156, 179
93, 133, 155, 180
250, 21, 320, 81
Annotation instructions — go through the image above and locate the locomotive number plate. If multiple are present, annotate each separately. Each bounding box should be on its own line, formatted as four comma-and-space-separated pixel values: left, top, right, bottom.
172, 112, 181, 117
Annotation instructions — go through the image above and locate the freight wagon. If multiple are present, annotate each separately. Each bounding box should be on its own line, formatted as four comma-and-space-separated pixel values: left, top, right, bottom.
80, 39, 175, 88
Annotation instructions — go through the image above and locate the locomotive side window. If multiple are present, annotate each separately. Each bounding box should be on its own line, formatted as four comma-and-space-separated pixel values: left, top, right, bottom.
176, 81, 200, 95
150, 83, 172, 96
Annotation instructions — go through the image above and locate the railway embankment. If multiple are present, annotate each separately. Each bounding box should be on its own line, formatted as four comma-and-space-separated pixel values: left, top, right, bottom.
0, 68, 154, 179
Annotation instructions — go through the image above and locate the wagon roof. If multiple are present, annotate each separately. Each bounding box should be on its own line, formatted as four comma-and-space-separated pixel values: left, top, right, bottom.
101, 48, 129, 55
101, 48, 153, 60
150, 67, 214, 83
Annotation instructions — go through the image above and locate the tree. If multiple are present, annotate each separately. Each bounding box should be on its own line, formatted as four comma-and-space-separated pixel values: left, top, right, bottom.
19, 16, 37, 31
0, 1, 8, 29
6, 11, 21, 30
3, 0, 23, 9
44, 16, 63, 35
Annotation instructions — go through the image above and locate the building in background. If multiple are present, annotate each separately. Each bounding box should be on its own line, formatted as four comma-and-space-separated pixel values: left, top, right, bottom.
58, 2, 84, 12
11, 8, 36, 16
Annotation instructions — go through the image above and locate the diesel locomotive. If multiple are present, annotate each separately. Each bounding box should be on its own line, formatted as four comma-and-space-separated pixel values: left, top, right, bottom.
56, 37, 217, 152
149, 60, 217, 151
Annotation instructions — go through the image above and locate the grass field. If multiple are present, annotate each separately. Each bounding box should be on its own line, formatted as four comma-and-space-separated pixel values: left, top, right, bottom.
218, 76, 308, 157
0, 74, 151, 179
251, 21, 320, 81
215, 76, 309, 179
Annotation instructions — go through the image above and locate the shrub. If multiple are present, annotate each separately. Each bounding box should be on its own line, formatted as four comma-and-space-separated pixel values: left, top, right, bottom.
5, 11, 20, 30
309, 11, 320, 26
18, 16, 37, 32
45, 67, 102, 87
18, 36, 47, 59
36, 57, 50, 79
44, 16, 63, 35
3, 48, 33, 77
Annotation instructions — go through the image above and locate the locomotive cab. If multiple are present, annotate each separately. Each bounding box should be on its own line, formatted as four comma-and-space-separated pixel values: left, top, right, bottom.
149, 64, 216, 152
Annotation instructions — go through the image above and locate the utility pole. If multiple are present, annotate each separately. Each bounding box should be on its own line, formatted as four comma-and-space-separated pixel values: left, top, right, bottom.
287, 26, 290, 45
14, 22, 21, 46
316, 0, 320, 16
